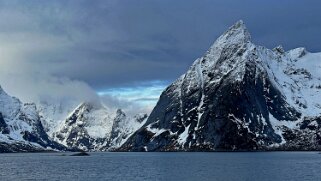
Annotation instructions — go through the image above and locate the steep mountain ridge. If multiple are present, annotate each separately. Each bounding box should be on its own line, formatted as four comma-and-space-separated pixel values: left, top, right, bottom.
119, 20, 321, 151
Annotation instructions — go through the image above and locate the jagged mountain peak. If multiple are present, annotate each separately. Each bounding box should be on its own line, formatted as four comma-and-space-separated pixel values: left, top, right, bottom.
120, 21, 321, 152
64, 101, 110, 121
193, 20, 253, 76
64, 101, 113, 129
273, 45, 285, 54
116, 109, 126, 117
209, 20, 251, 51
286, 47, 308, 59
225, 20, 250, 39
75, 101, 104, 111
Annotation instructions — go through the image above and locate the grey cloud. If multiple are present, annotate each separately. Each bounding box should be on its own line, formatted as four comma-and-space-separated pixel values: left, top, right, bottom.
1, 0, 321, 90
132, 98, 159, 102
0, 70, 100, 113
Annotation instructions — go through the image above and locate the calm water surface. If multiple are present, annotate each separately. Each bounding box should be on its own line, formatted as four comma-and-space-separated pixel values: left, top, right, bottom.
0, 152, 320, 181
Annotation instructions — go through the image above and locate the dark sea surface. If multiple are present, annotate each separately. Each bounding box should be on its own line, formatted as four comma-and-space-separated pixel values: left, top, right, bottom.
0, 152, 320, 181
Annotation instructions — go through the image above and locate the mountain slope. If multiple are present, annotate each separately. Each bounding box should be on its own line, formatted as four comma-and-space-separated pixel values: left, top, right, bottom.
0, 84, 148, 152
107, 109, 148, 149
120, 20, 321, 151
0, 86, 68, 152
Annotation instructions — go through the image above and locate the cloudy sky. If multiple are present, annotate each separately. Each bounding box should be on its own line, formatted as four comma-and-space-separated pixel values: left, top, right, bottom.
1, 0, 321, 114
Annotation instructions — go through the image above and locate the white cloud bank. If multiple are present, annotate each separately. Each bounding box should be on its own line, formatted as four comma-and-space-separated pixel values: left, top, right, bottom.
0, 62, 159, 118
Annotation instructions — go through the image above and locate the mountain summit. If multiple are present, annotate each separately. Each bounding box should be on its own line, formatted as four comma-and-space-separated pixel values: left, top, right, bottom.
120, 21, 321, 151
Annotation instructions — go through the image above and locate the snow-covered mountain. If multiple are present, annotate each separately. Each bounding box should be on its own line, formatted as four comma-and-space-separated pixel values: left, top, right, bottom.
0, 84, 148, 152
107, 109, 148, 149
52, 102, 147, 151
119, 20, 321, 151
52, 102, 113, 151
0, 86, 68, 152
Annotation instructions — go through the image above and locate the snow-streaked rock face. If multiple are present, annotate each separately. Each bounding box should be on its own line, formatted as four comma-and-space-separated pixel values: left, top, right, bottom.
120, 20, 321, 151
0, 86, 68, 152
107, 109, 148, 149
53, 102, 113, 151
53, 102, 148, 151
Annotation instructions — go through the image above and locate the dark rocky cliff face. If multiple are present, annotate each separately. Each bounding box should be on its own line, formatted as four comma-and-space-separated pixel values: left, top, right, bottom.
119, 21, 321, 151
0, 113, 9, 134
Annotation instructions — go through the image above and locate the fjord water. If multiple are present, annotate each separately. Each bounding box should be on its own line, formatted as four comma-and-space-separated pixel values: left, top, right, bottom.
0, 152, 320, 181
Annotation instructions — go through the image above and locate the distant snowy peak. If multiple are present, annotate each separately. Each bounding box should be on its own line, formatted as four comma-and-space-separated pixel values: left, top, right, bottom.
108, 109, 148, 149
120, 20, 321, 151
37, 99, 90, 137
69, 101, 114, 138
53, 101, 114, 150
53, 101, 148, 151
0, 83, 149, 152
